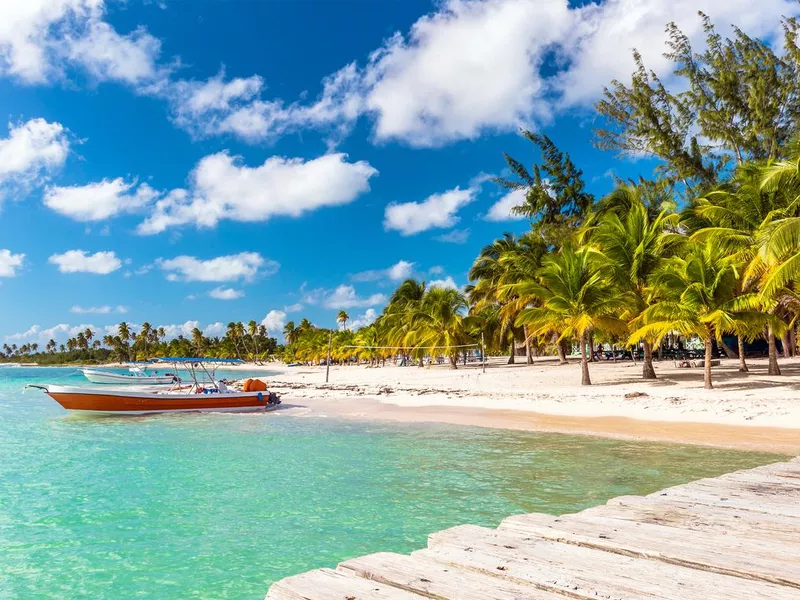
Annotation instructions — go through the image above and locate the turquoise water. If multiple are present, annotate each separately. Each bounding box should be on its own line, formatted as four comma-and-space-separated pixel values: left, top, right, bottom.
0, 367, 785, 599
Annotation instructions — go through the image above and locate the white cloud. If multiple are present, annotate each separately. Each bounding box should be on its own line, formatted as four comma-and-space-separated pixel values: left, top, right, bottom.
435, 228, 470, 244
349, 308, 378, 329
0, 118, 69, 193
70, 304, 127, 314
429, 276, 458, 290
137, 152, 377, 234
48, 249, 121, 274
157, 320, 199, 340
323, 285, 387, 309
203, 322, 225, 337
0, 0, 164, 85
44, 178, 158, 221
208, 286, 244, 300
284, 302, 304, 313
0, 249, 25, 277
5, 322, 103, 344
485, 188, 527, 222
157, 252, 276, 282
261, 309, 287, 334
352, 259, 415, 282
157, 0, 796, 148
428, 265, 444, 275
384, 186, 475, 235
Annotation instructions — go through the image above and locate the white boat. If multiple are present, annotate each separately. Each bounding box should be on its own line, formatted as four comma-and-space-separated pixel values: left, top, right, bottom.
81, 366, 178, 385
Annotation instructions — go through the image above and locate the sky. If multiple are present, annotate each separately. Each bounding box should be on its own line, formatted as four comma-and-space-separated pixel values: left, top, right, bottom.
0, 0, 796, 345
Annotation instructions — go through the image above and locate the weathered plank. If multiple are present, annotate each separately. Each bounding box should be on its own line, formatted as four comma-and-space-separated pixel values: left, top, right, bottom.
266, 568, 428, 600
422, 524, 796, 600
583, 495, 800, 544
265, 460, 800, 599
498, 512, 800, 588
339, 552, 565, 599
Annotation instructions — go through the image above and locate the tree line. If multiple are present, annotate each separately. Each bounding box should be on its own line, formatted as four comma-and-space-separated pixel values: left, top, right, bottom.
1, 321, 278, 365
280, 13, 800, 389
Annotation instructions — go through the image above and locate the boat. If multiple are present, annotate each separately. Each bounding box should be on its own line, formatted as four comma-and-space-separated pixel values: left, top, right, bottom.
81, 365, 178, 385
27, 358, 281, 416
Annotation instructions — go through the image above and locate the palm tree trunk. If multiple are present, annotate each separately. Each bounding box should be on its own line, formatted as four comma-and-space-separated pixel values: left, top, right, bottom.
556, 338, 568, 365
719, 338, 737, 359
449, 353, 458, 369
642, 340, 657, 380
782, 331, 791, 359
737, 335, 748, 372
507, 340, 515, 364
768, 326, 782, 375
704, 338, 713, 390
524, 325, 533, 365
580, 332, 591, 385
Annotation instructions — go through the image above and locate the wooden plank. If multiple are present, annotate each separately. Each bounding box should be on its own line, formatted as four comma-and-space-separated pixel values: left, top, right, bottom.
498, 512, 800, 588
580, 496, 800, 544
339, 552, 565, 599
421, 524, 796, 600
265, 568, 428, 600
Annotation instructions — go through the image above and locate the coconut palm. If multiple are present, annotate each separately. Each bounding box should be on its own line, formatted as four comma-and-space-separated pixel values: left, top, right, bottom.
337, 310, 349, 330
468, 233, 547, 364
630, 241, 768, 389
408, 287, 473, 368
515, 245, 628, 385
585, 190, 681, 379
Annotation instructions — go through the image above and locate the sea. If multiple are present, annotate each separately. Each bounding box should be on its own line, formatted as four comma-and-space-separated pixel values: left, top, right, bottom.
0, 366, 786, 599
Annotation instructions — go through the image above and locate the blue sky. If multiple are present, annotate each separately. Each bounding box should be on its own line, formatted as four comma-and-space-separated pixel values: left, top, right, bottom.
0, 0, 794, 344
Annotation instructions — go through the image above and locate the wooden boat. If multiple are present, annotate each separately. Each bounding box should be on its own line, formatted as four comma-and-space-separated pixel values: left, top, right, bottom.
81, 366, 177, 385
28, 358, 281, 416
26, 384, 280, 415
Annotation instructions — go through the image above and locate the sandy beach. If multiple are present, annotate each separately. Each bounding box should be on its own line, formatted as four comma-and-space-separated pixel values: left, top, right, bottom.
253, 357, 800, 453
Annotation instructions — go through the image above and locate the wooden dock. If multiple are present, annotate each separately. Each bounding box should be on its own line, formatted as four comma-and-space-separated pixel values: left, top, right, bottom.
266, 458, 800, 599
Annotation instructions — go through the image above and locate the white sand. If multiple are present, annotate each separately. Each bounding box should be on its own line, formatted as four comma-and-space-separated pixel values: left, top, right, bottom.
259, 356, 800, 430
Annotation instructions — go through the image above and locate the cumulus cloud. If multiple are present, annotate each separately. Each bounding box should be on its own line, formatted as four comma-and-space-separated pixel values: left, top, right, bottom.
323, 285, 386, 309
348, 308, 378, 330
70, 304, 127, 314
5, 322, 106, 344
0, 118, 69, 195
351, 259, 415, 282
137, 152, 377, 234
0, 0, 164, 85
435, 228, 470, 244
157, 252, 277, 282
261, 309, 287, 334
44, 178, 158, 221
0, 249, 25, 277
208, 286, 244, 300
485, 188, 527, 221
157, 0, 797, 147
384, 186, 476, 235
429, 276, 459, 290
48, 249, 122, 274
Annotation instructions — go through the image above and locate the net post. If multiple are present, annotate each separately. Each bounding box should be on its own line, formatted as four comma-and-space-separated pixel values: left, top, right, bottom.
325, 329, 333, 383
481, 332, 486, 373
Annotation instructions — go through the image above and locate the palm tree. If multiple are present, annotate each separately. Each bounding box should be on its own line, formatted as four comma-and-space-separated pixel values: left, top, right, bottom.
383, 279, 426, 365
337, 310, 349, 330
630, 241, 767, 389
468, 233, 546, 364
409, 287, 473, 368
248, 320, 259, 362
515, 245, 628, 385
585, 189, 680, 379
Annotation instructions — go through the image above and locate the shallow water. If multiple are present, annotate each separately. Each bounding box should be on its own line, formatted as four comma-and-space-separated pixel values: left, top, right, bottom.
0, 367, 786, 599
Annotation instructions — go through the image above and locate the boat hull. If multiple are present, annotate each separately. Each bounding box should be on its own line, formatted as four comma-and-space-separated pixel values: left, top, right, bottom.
40, 385, 279, 415
81, 369, 176, 385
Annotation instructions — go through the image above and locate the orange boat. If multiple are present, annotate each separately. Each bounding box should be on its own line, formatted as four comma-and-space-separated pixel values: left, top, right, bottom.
26, 358, 281, 416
